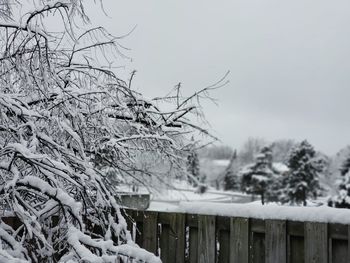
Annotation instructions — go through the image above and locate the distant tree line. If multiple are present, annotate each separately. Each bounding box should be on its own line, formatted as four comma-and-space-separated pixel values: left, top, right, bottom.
193, 137, 350, 208
223, 140, 323, 206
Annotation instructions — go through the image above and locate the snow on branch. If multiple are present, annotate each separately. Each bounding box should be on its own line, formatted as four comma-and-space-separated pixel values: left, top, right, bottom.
0, 0, 222, 262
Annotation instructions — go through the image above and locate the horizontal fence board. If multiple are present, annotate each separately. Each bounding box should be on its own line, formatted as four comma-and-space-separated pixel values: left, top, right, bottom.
251, 218, 265, 233
329, 223, 348, 240
287, 221, 304, 237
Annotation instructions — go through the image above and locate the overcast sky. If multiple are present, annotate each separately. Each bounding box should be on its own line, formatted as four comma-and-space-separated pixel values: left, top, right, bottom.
86, 0, 350, 155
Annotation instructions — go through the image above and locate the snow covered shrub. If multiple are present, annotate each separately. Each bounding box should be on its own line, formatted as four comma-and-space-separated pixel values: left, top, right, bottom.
195, 184, 208, 194
0, 1, 223, 262
329, 155, 350, 209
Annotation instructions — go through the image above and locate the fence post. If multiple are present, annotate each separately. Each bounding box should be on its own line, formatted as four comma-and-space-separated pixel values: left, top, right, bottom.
230, 217, 249, 263
143, 211, 158, 255
198, 215, 216, 263
265, 220, 287, 263
305, 222, 328, 263
168, 213, 186, 263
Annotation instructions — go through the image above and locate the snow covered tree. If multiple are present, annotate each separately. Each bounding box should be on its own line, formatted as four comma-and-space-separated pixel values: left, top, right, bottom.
0, 1, 225, 262
329, 154, 350, 208
240, 146, 275, 204
283, 140, 322, 206
329, 172, 350, 209
340, 155, 350, 176
265, 172, 284, 203
223, 150, 240, 191
270, 139, 296, 163
238, 137, 266, 166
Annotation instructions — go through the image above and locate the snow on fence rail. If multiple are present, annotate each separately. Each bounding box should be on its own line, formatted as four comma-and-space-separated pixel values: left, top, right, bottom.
124, 206, 350, 263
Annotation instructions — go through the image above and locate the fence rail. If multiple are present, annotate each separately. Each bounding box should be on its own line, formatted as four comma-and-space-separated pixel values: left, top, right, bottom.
123, 209, 350, 263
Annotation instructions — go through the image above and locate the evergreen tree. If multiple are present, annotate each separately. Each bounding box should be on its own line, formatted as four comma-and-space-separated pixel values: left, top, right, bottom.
283, 140, 321, 206
187, 149, 200, 186
240, 146, 275, 204
265, 173, 284, 202
329, 154, 350, 208
329, 173, 350, 208
340, 156, 350, 176
224, 150, 240, 191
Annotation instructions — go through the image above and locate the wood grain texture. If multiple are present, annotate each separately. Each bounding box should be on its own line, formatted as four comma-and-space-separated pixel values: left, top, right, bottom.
168, 213, 186, 263
304, 222, 328, 263
230, 217, 249, 263
265, 220, 286, 263
198, 215, 216, 263
142, 211, 158, 255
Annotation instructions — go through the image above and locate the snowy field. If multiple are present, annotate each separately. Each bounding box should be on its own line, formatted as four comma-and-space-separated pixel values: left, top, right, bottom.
118, 179, 328, 213
149, 188, 253, 211
119, 180, 256, 212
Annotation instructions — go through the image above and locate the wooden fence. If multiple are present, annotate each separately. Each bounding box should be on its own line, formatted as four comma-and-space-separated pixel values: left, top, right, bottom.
123, 209, 350, 263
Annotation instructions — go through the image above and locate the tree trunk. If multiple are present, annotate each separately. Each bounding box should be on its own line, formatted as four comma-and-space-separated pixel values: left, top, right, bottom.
302, 189, 307, 206
261, 192, 265, 205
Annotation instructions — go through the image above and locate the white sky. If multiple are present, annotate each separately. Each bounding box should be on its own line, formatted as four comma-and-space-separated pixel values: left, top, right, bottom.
85, 0, 350, 155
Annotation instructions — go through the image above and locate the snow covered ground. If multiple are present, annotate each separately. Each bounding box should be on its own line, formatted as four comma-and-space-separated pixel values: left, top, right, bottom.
149, 189, 253, 212
118, 180, 255, 211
